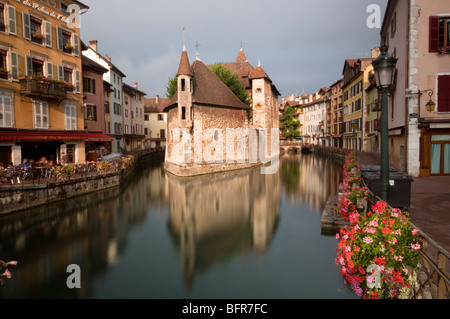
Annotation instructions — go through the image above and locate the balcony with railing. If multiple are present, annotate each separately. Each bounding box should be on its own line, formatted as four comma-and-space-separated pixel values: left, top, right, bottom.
20, 77, 71, 101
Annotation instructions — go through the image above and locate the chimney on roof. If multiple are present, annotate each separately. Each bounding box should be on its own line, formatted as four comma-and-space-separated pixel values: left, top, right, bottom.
371, 46, 381, 58
105, 54, 111, 62
156, 94, 159, 103
89, 40, 98, 52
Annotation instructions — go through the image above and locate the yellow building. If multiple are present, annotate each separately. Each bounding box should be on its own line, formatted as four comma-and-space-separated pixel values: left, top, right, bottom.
341, 50, 379, 152
364, 71, 381, 154
0, 0, 89, 166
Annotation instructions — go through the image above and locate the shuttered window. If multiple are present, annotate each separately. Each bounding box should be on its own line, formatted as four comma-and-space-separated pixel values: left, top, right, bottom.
430, 16, 450, 52
44, 21, 52, 47
34, 100, 49, 129
7, 5, 16, 35
65, 103, 77, 130
438, 75, 450, 113
10, 51, 18, 80
0, 94, 13, 127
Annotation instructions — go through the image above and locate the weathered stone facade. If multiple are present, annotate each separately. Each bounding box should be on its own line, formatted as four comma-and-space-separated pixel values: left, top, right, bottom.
164, 48, 280, 177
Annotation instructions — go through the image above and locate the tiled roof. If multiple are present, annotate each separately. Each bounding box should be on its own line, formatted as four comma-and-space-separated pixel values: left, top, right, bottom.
165, 55, 250, 111
144, 97, 170, 113
249, 65, 270, 81
235, 49, 248, 63
177, 49, 193, 76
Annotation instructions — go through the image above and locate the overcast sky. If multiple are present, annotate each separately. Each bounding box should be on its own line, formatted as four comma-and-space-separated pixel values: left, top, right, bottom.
80, 0, 388, 99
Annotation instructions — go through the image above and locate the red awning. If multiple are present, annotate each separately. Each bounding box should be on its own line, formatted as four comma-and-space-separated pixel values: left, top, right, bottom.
86, 133, 114, 142
0, 131, 87, 141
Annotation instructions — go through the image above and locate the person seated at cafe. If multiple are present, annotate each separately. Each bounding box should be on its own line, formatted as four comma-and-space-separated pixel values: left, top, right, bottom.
38, 156, 49, 167
60, 152, 70, 165
20, 158, 31, 171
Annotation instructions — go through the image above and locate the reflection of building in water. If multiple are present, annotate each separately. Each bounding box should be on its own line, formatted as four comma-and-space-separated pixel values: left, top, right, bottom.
0, 164, 170, 298
281, 154, 342, 211
166, 167, 280, 292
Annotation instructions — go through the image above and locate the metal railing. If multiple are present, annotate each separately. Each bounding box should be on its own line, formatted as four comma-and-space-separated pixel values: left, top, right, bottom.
363, 180, 450, 299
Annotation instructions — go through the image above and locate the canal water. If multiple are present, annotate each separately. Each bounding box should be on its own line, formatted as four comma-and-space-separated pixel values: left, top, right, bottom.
0, 153, 357, 299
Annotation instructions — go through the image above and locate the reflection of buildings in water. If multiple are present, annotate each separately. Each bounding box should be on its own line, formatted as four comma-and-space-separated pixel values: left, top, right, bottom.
280, 154, 342, 211
0, 187, 121, 298
0, 164, 170, 298
166, 167, 280, 292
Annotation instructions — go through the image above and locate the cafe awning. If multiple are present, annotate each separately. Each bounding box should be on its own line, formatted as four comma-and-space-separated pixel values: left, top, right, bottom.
0, 131, 87, 141
86, 133, 114, 142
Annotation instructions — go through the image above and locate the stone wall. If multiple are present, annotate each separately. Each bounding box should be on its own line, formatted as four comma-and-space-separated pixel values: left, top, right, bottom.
0, 150, 165, 216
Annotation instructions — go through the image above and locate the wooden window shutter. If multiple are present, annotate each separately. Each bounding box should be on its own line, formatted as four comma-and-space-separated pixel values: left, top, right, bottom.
44, 21, 52, 47
26, 55, 33, 76
22, 12, 31, 40
75, 70, 81, 93
46, 62, 53, 80
438, 75, 450, 112
429, 16, 440, 52
58, 65, 64, 80
9, 51, 18, 80
7, 5, 16, 35
57, 26, 63, 51
73, 34, 79, 56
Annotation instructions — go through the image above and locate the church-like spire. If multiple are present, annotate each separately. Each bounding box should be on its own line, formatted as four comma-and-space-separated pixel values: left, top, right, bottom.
235, 47, 247, 63
177, 47, 193, 76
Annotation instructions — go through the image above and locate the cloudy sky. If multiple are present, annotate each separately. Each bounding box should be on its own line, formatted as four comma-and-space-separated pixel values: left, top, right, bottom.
80, 0, 388, 99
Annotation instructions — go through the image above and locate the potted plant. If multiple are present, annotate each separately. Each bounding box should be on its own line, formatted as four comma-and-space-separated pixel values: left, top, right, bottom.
32, 30, 44, 40
0, 67, 8, 76
437, 46, 450, 55
64, 44, 73, 51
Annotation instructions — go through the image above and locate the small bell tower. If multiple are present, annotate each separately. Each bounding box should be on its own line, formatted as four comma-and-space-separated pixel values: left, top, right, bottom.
177, 39, 194, 129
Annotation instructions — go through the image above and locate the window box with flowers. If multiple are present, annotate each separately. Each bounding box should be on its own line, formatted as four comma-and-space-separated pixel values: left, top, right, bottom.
0, 67, 8, 80
64, 44, 73, 53
32, 30, 44, 43
437, 46, 450, 55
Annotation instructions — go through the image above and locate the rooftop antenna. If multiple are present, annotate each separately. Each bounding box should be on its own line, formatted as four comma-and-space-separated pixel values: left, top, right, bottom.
194, 41, 201, 60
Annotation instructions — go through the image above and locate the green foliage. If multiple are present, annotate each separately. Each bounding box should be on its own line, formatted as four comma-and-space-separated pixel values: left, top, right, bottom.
210, 64, 251, 105
165, 64, 251, 105
281, 105, 301, 140
165, 75, 178, 99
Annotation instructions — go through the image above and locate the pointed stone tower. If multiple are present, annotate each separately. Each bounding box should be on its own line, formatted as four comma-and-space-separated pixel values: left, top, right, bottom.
177, 46, 194, 129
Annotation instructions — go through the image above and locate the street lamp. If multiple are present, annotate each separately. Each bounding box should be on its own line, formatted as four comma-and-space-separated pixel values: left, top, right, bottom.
372, 45, 398, 202
352, 119, 358, 153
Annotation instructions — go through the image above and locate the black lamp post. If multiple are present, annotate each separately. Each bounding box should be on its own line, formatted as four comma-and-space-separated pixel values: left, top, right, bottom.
352, 119, 358, 153
372, 45, 398, 202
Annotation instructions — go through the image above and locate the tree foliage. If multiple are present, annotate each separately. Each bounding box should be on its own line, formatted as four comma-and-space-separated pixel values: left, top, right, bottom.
209, 64, 251, 105
282, 105, 301, 140
165, 64, 251, 105
165, 75, 178, 99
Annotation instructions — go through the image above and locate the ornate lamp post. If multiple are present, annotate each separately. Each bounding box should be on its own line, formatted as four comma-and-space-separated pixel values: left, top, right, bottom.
372, 45, 398, 202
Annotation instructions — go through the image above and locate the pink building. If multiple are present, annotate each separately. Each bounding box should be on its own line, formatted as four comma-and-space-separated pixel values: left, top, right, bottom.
82, 55, 113, 159
381, 0, 450, 177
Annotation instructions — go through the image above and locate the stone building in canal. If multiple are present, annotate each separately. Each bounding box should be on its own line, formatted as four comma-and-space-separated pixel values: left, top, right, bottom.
163, 47, 280, 176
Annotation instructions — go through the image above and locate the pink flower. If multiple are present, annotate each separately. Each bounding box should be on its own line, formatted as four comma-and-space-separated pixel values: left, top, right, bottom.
412, 229, 419, 236
336, 233, 340, 239
411, 243, 421, 250
3, 269, 11, 279
363, 237, 373, 244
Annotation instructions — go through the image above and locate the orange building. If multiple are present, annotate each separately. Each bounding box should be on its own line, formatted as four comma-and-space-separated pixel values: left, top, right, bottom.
0, 0, 89, 166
